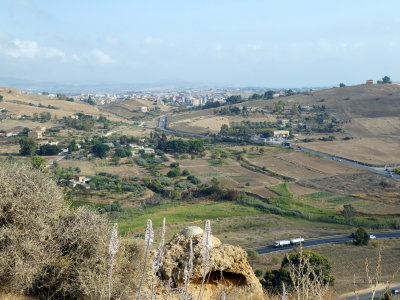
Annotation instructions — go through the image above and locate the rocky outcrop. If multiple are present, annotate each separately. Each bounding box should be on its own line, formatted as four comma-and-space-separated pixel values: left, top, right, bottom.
159, 226, 264, 299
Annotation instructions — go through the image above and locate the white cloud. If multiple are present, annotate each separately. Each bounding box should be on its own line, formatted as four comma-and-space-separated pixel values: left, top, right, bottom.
91, 48, 115, 64
3, 39, 65, 59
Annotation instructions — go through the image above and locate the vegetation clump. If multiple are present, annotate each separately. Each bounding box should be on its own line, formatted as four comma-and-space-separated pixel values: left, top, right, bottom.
0, 162, 143, 299
353, 227, 370, 246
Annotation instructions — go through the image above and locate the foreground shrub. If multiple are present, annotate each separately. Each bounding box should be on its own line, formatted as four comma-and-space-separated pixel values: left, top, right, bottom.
0, 162, 144, 300
0, 162, 64, 294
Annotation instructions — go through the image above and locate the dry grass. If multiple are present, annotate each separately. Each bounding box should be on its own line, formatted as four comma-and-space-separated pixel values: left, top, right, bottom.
59, 159, 147, 177
299, 137, 400, 165
176, 156, 280, 198
169, 110, 276, 134
0, 87, 127, 122
246, 149, 363, 181
0, 162, 64, 294
317, 241, 400, 297
252, 240, 400, 298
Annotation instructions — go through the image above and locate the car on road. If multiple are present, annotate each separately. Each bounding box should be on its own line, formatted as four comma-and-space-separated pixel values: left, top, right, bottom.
370, 235, 376, 240
392, 289, 399, 294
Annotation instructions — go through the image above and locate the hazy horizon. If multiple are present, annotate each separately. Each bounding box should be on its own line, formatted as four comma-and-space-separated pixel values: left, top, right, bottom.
1, 0, 399, 87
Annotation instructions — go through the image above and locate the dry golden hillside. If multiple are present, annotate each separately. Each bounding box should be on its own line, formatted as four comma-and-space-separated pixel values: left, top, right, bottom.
169, 84, 400, 164
0, 87, 127, 127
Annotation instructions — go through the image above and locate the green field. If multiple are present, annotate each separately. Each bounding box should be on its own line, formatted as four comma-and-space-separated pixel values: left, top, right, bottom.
114, 201, 261, 235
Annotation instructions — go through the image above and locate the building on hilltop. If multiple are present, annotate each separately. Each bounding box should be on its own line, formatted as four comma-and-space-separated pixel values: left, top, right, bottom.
366, 80, 374, 85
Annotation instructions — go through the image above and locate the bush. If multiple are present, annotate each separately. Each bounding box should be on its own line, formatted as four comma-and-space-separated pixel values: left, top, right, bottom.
254, 269, 263, 277
0, 162, 144, 299
19, 137, 37, 156
0, 162, 64, 294
115, 148, 132, 158
92, 143, 110, 158
353, 227, 370, 245
187, 175, 201, 184
167, 168, 181, 178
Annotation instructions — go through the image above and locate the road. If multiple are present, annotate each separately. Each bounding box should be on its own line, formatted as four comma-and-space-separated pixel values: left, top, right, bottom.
158, 114, 206, 138
254, 231, 400, 254
158, 114, 399, 180
293, 145, 400, 180
45, 154, 66, 168
345, 285, 400, 300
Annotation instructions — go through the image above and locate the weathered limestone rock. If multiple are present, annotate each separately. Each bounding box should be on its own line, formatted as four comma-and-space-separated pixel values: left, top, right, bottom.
159, 226, 264, 299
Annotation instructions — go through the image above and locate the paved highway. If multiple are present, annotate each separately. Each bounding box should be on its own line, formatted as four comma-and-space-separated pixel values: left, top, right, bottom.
158, 114, 206, 138
254, 231, 400, 254
345, 285, 400, 300
294, 145, 400, 180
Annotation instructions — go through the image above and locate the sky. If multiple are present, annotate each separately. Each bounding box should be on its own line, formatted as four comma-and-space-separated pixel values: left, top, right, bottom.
0, 0, 400, 88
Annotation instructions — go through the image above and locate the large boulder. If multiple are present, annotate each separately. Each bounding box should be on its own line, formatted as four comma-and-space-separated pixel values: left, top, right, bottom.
159, 226, 264, 299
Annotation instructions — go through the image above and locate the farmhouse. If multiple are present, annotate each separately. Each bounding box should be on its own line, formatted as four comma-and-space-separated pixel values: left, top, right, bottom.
273, 130, 290, 138
68, 175, 90, 189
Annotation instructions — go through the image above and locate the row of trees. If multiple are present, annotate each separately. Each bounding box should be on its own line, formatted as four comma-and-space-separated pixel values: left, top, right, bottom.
157, 138, 205, 154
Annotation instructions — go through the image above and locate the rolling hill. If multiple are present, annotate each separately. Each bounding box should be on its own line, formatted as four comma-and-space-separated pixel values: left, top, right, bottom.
169, 84, 400, 165
0, 87, 128, 131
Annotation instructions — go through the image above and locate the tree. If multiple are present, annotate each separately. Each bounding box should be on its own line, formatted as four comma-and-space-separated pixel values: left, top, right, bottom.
264, 90, 274, 99
21, 127, 31, 136
37, 144, 61, 156
167, 168, 181, 178
31, 155, 46, 171
382, 76, 391, 84
68, 140, 79, 153
353, 227, 370, 245
39, 112, 51, 122
225, 95, 242, 105
0, 95, 3, 102
285, 89, 295, 96
342, 204, 357, 223
262, 250, 334, 295
19, 137, 37, 156
92, 143, 110, 158
114, 148, 132, 158
56, 93, 67, 100
339, 83, 346, 87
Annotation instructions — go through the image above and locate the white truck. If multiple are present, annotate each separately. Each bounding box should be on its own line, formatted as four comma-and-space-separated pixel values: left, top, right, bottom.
290, 238, 305, 245
274, 240, 291, 247
274, 237, 304, 247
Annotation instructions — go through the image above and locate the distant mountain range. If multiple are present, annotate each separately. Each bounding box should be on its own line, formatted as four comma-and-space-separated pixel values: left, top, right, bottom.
0, 77, 327, 94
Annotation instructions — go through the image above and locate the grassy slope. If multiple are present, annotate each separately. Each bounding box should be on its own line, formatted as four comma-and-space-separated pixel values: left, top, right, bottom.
114, 201, 261, 235
0, 87, 127, 125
